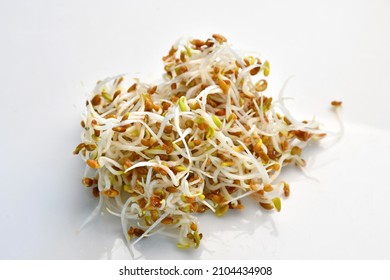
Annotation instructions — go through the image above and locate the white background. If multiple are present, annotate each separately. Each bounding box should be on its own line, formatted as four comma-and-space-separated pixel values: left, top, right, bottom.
0, 0, 389, 259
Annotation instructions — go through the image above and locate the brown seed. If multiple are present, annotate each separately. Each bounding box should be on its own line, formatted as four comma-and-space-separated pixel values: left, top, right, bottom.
191, 39, 205, 47
290, 130, 312, 141
281, 140, 289, 151
210, 194, 222, 203
205, 39, 214, 47
190, 223, 198, 231
271, 163, 281, 171
243, 137, 251, 144
141, 139, 151, 146
226, 187, 237, 194
148, 85, 157, 95
257, 189, 265, 196
259, 202, 274, 210
189, 101, 201, 110
215, 109, 226, 116
253, 140, 263, 153
113, 89, 121, 100
162, 144, 174, 154
153, 189, 165, 198
87, 159, 100, 169
150, 196, 162, 208
162, 101, 171, 111
235, 60, 243, 69
180, 51, 186, 62
212, 34, 227, 44
127, 83, 137, 93
82, 177, 94, 187
283, 182, 290, 197
134, 228, 144, 237
198, 123, 208, 131
185, 119, 194, 128
103, 188, 119, 198
112, 126, 126, 133
228, 113, 237, 122
170, 96, 179, 103
161, 217, 174, 225
121, 113, 130, 121
92, 187, 99, 197
123, 159, 132, 170
136, 167, 148, 175
218, 79, 230, 94
184, 196, 196, 203
73, 143, 85, 155
115, 76, 124, 86
196, 205, 207, 213
159, 154, 169, 161
163, 46, 177, 61
163, 125, 173, 133
263, 184, 274, 192
250, 66, 261, 75
283, 116, 292, 125
255, 79, 268, 92
91, 95, 101, 106
291, 146, 302, 156
105, 114, 117, 119
85, 144, 97, 151
145, 101, 153, 112
171, 83, 177, 90
166, 186, 178, 193
317, 133, 327, 138
331, 100, 342, 107
137, 198, 147, 208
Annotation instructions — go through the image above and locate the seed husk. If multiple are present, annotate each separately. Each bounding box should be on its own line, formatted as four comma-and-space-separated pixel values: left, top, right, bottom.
331, 100, 342, 107
259, 202, 274, 210
82, 177, 94, 187
255, 79, 268, 92
87, 159, 100, 169
283, 182, 290, 197
212, 34, 227, 43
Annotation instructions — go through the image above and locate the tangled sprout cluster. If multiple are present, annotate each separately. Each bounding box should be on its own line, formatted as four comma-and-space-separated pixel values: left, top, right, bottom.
74, 34, 326, 250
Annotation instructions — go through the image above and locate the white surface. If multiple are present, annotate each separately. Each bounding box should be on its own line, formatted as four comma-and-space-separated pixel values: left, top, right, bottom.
1, 0, 390, 259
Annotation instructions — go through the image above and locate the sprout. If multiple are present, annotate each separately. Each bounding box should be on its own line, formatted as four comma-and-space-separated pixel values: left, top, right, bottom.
75, 34, 327, 252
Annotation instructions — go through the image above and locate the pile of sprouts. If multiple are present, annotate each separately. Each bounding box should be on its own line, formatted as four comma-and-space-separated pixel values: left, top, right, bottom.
74, 34, 327, 250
